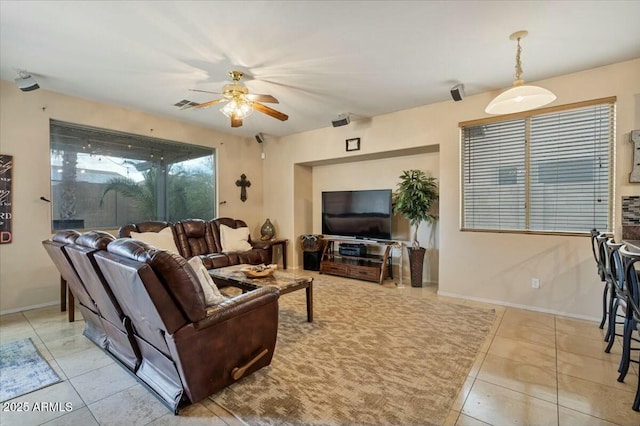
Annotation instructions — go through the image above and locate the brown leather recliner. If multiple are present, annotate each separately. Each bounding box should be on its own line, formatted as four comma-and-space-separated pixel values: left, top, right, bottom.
41, 231, 108, 348
64, 231, 140, 372
174, 219, 231, 269
118, 218, 273, 269
93, 238, 279, 412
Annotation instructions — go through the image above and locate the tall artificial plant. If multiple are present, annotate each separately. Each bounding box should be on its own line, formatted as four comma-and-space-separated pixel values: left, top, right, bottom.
393, 169, 439, 249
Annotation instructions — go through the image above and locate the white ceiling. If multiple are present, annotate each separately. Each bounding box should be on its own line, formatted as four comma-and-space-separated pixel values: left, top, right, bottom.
1, 1, 639, 139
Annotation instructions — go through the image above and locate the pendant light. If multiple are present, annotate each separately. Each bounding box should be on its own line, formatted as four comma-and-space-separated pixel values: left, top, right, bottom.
485, 30, 556, 115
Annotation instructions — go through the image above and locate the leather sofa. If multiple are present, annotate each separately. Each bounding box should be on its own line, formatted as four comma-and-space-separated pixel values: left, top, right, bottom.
42, 231, 280, 413
42, 231, 109, 349
65, 231, 140, 372
119, 217, 273, 269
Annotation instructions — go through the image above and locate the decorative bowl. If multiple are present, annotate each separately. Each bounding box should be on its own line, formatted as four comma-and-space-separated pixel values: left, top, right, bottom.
241, 264, 278, 278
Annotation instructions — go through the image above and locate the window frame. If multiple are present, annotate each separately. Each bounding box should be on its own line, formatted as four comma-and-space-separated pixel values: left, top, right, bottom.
49, 120, 217, 231
459, 96, 616, 236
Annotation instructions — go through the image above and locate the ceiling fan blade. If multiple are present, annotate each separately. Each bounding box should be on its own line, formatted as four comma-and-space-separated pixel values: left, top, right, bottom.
187, 98, 225, 110
189, 89, 222, 95
231, 115, 243, 127
252, 102, 289, 121
247, 94, 279, 104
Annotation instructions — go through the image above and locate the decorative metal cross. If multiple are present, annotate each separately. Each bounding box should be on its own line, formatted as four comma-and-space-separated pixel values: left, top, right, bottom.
235, 173, 251, 202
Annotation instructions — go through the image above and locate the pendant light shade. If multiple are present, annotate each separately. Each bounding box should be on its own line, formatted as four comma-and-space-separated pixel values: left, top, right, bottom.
485, 31, 556, 115
485, 82, 556, 115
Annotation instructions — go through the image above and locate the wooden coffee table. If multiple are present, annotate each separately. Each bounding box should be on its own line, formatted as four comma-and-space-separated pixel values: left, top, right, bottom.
209, 264, 313, 322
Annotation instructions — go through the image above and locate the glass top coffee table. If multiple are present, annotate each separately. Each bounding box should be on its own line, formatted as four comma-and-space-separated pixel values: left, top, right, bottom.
209, 264, 313, 322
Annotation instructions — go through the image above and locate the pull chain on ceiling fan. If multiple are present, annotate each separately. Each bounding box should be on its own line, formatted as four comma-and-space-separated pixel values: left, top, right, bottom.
183, 71, 288, 128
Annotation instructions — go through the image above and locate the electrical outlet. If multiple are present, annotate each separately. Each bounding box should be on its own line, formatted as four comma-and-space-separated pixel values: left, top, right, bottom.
531, 278, 540, 289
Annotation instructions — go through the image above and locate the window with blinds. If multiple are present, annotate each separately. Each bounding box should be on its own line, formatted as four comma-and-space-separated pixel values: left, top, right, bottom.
461, 98, 614, 234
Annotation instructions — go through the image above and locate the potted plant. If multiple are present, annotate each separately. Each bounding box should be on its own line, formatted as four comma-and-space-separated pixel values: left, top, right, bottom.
392, 169, 439, 287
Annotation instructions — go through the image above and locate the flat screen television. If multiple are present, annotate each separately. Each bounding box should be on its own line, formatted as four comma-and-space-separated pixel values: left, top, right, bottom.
321, 189, 392, 240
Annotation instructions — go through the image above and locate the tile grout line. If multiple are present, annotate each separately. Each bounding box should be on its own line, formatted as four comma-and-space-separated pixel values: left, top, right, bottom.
554, 315, 635, 426
457, 311, 505, 426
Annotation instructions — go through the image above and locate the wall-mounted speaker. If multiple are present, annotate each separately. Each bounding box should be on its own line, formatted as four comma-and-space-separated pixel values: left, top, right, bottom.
15, 74, 39, 92
331, 114, 350, 127
255, 133, 265, 144
450, 84, 464, 102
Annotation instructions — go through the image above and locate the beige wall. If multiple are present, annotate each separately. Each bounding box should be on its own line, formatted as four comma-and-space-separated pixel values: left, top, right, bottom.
264, 58, 640, 320
0, 80, 264, 313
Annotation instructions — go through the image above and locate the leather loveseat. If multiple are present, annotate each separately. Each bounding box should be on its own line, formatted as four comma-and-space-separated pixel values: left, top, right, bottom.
119, 217, 273, 269
42, 231, 280, 413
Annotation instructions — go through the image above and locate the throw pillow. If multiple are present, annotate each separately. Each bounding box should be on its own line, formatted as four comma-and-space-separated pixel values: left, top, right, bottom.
219, 224, 252, 253
187, 256, 227, 306
130, 227, 180, 254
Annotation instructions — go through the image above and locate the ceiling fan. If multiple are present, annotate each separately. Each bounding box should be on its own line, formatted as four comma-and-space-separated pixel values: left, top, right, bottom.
183, 71, 288, 128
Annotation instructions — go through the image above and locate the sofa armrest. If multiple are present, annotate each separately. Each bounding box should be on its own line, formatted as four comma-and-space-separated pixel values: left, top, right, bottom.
166, 284, 279, 402
118, 221, 172, 238
194, 286, 279, 330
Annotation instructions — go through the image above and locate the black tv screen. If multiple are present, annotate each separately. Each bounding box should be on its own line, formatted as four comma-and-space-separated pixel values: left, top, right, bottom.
322, 189, 392, 240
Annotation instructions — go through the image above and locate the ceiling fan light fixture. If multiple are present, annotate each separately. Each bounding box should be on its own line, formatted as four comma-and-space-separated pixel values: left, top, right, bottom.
485, 30, 556, 115
221, 98, 253, 119
183, 70, 287, 127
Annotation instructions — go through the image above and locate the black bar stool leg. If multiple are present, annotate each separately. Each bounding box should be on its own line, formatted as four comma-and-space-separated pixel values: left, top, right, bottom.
604, 292, 616, 342
617, 316, 632, 381
599, 284, 608, 329
633, 352, 640, 411
605, 299, 619, 353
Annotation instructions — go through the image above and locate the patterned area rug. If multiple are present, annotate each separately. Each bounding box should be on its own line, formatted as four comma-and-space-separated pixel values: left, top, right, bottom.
213, 277, 495, 426
0, 338, 61, 402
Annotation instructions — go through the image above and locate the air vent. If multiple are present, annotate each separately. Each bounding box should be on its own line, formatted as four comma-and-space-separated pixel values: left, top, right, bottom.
173, 99, 200, 108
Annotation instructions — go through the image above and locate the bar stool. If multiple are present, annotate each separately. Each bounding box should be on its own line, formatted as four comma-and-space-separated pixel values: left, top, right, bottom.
615, 246, 640, 409
604, 238, 625, 351
624, 253, 640, 411
590, 229, 608, 329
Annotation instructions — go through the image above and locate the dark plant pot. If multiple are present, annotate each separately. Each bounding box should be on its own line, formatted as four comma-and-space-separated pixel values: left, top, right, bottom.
407, 247, 426, 287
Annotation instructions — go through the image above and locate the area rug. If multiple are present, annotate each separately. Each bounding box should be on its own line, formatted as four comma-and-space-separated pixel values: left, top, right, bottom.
0, 338, 61, 402
213, 277, 495, 426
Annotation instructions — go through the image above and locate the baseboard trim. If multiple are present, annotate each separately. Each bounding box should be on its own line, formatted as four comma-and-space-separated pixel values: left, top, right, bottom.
1, 288, 599, 323
0, 301, 60, 316
436, 290, 600, 323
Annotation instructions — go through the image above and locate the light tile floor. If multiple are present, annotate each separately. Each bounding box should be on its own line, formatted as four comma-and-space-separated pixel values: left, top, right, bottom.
1, 274, 639, 426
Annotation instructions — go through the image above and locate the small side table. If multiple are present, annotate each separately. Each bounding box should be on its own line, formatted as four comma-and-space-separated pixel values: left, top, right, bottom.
270, 239, 288, 269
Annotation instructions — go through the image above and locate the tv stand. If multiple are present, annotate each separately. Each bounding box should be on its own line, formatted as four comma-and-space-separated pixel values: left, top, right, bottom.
319, 237, 392, 284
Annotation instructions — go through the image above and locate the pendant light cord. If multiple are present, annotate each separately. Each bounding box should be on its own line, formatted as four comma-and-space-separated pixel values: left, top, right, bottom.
514, 37, 523, 83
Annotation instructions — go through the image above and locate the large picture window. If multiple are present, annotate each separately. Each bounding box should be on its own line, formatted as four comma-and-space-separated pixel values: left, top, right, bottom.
460, 97, 614, 234
49, 120, 216, 230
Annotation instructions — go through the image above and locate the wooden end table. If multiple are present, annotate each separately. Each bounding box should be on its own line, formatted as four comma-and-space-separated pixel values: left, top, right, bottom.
269, 238, 288, 269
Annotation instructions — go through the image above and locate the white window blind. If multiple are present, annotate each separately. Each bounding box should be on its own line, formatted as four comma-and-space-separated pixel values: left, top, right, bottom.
461, 99, 614, 234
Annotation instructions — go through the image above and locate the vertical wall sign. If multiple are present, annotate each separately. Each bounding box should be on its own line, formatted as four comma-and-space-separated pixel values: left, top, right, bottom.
0, 154, 13, 244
